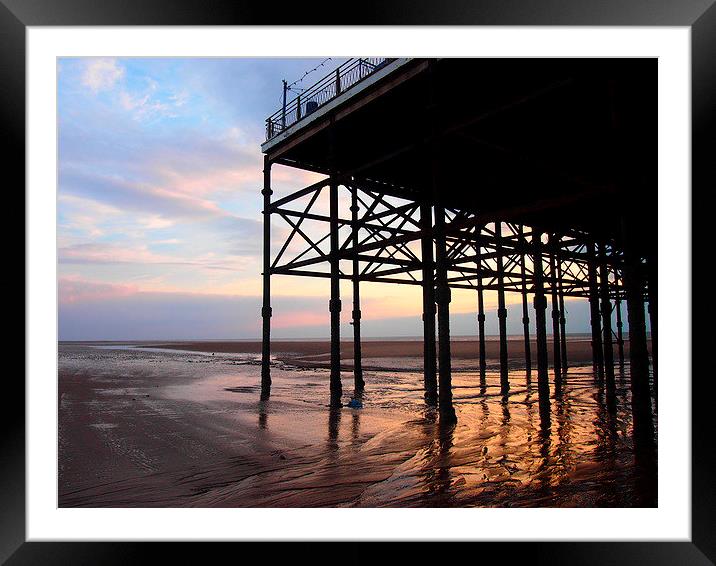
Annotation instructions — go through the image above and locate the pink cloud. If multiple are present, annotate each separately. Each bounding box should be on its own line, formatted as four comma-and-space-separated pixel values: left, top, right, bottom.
59, 277, 139, 305
59, 243, 169, 265
155, 165, 262, 196
58, 242, 254, 272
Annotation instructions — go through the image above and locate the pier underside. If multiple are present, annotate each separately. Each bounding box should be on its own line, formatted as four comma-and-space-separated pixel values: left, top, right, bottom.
260, 58, 656, 426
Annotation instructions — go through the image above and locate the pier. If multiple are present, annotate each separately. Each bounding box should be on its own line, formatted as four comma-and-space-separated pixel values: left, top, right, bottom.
259, 58, 656, 424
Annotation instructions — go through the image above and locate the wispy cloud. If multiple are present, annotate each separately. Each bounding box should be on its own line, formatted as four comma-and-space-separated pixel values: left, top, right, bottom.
59, 167, 225, 221
82, 58, 125, 93
58, 242, 256, 272
118, 77, 190, 122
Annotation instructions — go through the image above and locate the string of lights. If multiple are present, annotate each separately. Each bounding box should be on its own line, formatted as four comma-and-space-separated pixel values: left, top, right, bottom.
285, 58, 333, 93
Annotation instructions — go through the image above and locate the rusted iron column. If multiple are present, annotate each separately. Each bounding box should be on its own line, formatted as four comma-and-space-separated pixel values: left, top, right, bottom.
329, 179, 342, 407
588, 240, 604, 379
434, 205, 457, 423
599, 244, 615, 384
495, 221, 509, 394
532, 230, 550, 421
475, 225, 487, 382
615, 293, 625, 368
519, 225, 531, 379
420, 202, 438, 405
350, 186, 365, 392
548, 234, 562, 388
260, 156, 273, 399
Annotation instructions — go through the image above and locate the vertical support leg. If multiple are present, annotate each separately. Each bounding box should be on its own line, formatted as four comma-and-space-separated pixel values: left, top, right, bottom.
427, 61, 455, 423
599, 244, 615, 383
495, 221, 509, 394
260, 157, 273, 399
647, 256, 657, 388
615, 294, 625, 368
625, 262, 652, 439
350, 186, 364, 391
329, 179, 342, 407
548, 234, 562, 388
420, 203, 438, 404
520, 225, 532, 380
599, 244, 616, 410
627, 291, 650, 400
475, 225, 487, 382
622, 217, 653, 446
588, 240, 605, 379
532, 230, 551, 423
557, 249, 568, 374
559, 298, 568, 373
434, 205, 457, 423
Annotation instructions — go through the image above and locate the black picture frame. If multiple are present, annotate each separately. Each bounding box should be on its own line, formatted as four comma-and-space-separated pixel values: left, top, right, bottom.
5, 1, 713, 563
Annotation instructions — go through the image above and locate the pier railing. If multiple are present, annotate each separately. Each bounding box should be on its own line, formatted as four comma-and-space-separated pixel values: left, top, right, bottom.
265, 58, 395, 141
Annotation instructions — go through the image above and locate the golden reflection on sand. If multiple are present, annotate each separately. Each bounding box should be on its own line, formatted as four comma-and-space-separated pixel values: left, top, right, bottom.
58, 343, 656, 507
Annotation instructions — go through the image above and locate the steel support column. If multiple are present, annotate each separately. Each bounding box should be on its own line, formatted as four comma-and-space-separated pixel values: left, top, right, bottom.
615, 295, 625, 368
428, 60, 455, 423
647, 256, 657, 389
588, 240, 604, 379
556, 242, 568, 373
624, 254, 652, 441
435, 205, 457, 423
421, 203, 438, 404
260, 157, 273, 399
475, 226, 487, 382
495, 221, 509, 394
329, 179, 342, 407
532, 230, 550, 422
519, 225, 532, 379
351, 187, 365, 391
621, 216, 652, 445
623, 269, 650, 383
599, 244, 615, 385
549, 234, 562, 388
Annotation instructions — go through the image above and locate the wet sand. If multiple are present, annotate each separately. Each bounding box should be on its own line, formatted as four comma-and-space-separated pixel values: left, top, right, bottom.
59, 341, 656, 508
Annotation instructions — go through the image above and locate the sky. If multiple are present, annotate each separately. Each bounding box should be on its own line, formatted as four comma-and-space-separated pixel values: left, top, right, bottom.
58, 57, 609, 341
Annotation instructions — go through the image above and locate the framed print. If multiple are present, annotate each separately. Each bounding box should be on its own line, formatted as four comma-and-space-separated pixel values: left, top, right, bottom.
7, 0, 714, 563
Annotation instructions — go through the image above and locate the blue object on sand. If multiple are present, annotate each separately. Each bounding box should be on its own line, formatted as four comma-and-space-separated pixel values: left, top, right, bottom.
347, 398, 363, 409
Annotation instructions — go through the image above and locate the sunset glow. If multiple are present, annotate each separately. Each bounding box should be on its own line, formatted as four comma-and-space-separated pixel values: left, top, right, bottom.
59, 58, 600, 339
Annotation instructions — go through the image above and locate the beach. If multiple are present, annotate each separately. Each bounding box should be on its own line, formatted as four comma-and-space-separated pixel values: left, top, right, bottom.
58, 338, 656, 508
134, 336, 645, 369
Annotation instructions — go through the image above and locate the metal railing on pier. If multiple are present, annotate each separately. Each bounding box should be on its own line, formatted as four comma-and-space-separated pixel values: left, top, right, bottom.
265, 58, 395, 141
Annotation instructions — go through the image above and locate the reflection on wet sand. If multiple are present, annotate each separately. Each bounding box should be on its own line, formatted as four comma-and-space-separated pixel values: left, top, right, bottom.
327, 407, 341, 449
58, 344, 656, 508
258, 400, 268, 430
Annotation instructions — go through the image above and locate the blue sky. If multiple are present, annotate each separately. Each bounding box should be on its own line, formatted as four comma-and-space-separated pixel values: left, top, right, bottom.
58, 57, 611, 341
